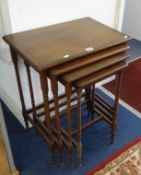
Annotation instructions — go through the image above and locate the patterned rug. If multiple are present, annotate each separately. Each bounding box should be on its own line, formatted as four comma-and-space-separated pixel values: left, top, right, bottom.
2, 89, 141, 175
86, 137, 141, 175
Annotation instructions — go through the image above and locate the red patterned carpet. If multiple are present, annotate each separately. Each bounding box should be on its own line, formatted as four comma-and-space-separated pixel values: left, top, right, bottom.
103, 58, 141, 112
86, 137, 141, 175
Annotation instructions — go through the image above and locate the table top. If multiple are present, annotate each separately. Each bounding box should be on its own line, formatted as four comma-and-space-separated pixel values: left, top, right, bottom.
60, 52, 127, 83
3, 17, 131, 72
75, 61, 127, 88
49, 43, 129, 76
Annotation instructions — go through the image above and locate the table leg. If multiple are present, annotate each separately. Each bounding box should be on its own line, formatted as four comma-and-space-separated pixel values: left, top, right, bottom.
112, 71, 122, 143
66, 83, 73, 166
77, 88, 82, 167
90, 84, 95, 120
9, 47, 29, 129
40, 72, 55, 163
51, 77, 63, 165
85, 87, 91, 117
24, 62, 37, 131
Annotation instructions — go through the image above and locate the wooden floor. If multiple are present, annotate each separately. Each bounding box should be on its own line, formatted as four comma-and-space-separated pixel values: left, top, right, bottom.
0, 126, 11, 175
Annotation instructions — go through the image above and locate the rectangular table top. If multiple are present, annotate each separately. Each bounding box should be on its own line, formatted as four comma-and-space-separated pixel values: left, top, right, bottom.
3, 17, 131, 72
48, 43, 129, 77
60, 52, 127, 83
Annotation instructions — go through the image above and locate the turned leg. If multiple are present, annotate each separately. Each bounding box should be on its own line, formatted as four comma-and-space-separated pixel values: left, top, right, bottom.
112, 71, 122, 143
10, 47, 29, 129
90, 84, 95, 120
40, 72, 55, 163
24, 61, 38, 133
51, 77, 63, 165
85, 87, 91, 117
77, 88, 83, 167
66, 83, 73, 166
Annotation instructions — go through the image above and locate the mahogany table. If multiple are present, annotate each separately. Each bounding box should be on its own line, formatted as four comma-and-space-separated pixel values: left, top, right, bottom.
3, 17, 131, 166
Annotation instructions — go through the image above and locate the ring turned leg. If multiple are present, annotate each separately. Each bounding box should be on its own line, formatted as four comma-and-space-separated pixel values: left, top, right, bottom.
85, 87, 91, 118
24, 61, 39, 134
40, 72, 55, 163
10, 47, 29, 129
66, 83, 73, 166
90, 84, 95, 120
112, 71, 122, 143
51, 77, 63, 165
77, 88, 83, 167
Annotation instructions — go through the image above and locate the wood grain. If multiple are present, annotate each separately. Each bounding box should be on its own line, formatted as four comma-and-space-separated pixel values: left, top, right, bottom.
48, 43, 129, 76
60, 53, 128, 83
0, 130, 11, 175
3, 17, 131, 71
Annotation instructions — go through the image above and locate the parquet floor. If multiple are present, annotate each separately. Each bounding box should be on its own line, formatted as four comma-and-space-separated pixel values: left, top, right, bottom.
0, 127, 11, 175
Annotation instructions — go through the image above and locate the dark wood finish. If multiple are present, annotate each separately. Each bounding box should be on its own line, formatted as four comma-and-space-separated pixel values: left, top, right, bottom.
26, 90, 113, 120
3, 18, 131, 71
50, 77, 63, 164
77, 89, 82, 166
24, 62, 37, 127
91, 84, 95, 120
4, 17, 131, 166
39, 72, 55, 163
95, 93, 113, 111
26, 89, 76, 114
111, 71, 122, 143
26, 90, 114, 124
60, 53, 128, 83
9, 47, 29, 129
48, 43, 129, 76
71, 116, 103, 136
65, 83, 73, 166
75, 62, 127, 88
85, 87, 91, 117
58, 53, 127, 160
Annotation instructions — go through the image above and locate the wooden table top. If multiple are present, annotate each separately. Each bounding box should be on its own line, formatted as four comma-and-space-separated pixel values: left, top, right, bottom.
75, 62, 127, 88
3, 17, 131, 72
60, 52, 127, 83
49, 43, 129, 76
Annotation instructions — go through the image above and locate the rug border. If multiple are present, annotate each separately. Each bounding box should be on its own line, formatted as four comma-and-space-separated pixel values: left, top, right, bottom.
86, 137, 141, 175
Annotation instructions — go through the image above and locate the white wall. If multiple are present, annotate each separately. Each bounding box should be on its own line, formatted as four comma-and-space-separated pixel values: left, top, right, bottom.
0, 0, 119, 125
122, 0, 141, 40
8, 0, 117, 32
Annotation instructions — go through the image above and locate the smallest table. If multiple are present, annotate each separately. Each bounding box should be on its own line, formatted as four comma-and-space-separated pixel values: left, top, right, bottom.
49, 52, 128, 166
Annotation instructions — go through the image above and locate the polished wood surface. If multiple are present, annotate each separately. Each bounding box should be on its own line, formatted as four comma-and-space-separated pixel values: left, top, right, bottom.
10, 47, 29, 130
3, 17, 130, 71
3, 17, 130, 166
48, 43, 129, 76
60, 53, 127, 83
59, 59, 126, 165
75, 62, 127, 88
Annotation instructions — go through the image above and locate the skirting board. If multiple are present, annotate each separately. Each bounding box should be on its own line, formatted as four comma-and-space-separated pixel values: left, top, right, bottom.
0, 87, 25, 128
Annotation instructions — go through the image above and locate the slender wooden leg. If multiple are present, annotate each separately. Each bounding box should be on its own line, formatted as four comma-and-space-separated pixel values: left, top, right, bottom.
112, 71, 122, 143
24, 62, 39, 134
10, 47, 29, 129
51, 77, 63, 165
40, 72, 55, 163
77, 88, 83, 167
66, 83, 73, 166
91, 84, 95, 120
85, 87, 91, 117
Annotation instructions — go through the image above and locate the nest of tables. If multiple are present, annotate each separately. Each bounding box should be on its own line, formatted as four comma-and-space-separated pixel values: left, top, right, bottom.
3, 17, 131, 166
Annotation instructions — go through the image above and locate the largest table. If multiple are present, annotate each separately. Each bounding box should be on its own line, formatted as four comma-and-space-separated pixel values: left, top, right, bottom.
3, 17, 131, 166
